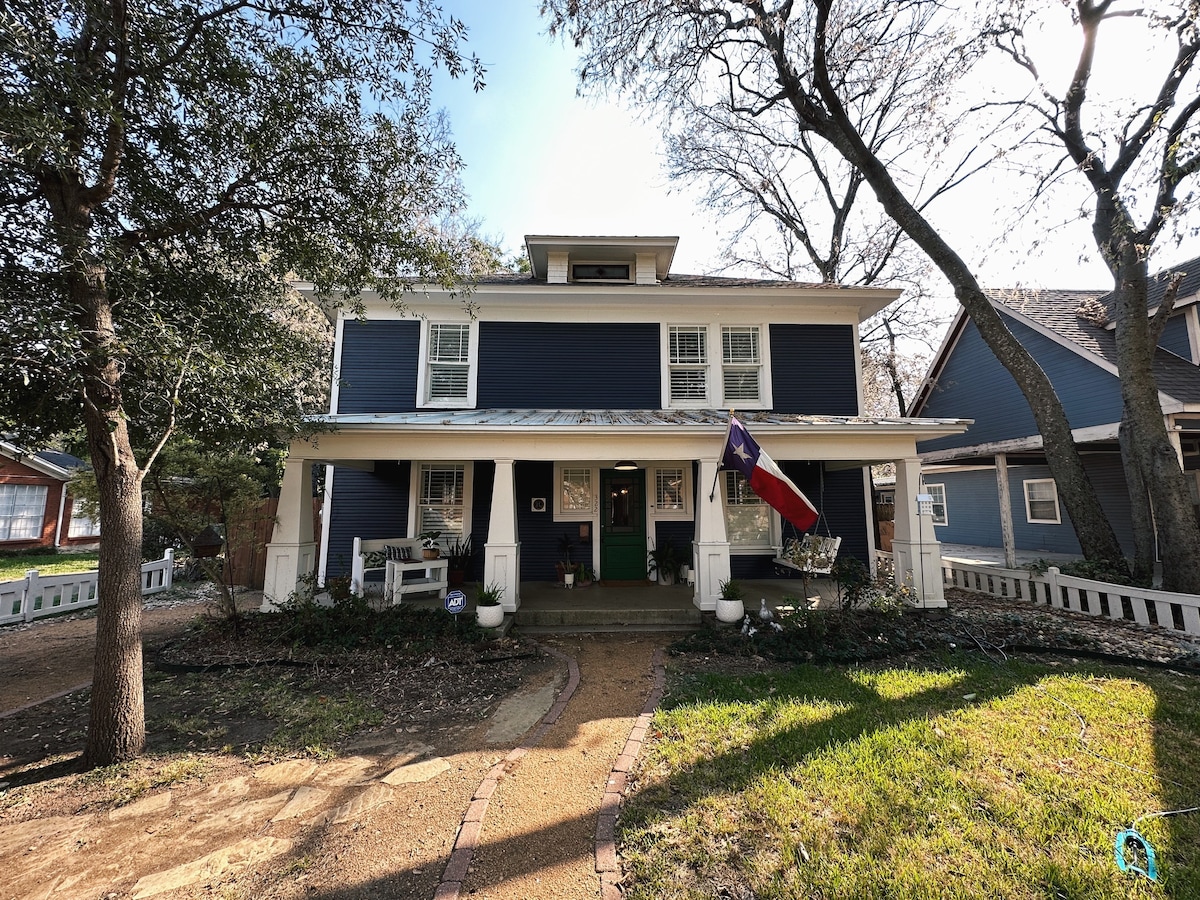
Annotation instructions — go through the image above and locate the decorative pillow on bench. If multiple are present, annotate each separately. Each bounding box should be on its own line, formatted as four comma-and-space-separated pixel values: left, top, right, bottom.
363, 550, 387, 569
385, 544, 413, 562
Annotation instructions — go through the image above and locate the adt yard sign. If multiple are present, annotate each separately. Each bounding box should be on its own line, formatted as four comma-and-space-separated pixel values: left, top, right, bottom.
444, 589, 467, 615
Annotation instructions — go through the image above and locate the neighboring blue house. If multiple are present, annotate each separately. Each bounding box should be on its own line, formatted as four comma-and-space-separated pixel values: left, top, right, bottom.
263, 235, 969, 614
911, 259, 1200, 565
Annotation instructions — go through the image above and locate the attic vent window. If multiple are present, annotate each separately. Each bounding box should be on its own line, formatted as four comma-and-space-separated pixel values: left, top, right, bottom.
572, 263, 630, 282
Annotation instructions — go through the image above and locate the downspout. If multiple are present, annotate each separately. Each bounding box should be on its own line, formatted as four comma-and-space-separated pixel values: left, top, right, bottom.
54, 484, 68, 547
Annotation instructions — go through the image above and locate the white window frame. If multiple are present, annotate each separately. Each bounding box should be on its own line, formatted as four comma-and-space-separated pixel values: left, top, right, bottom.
67, 498, 101, 538
925, 483, 948, 526
661, 323, 772, 409
650, 465, 691, 521
723, 471, 776, 551
1023, 478, 1061, 524
409, 462, 473, 546
417, 321, 477, 409
555, 465, 598, 519
0, 483, 48, 541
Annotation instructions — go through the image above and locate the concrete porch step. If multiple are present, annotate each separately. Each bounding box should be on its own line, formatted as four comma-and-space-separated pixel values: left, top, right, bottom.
514, 603, 702, 629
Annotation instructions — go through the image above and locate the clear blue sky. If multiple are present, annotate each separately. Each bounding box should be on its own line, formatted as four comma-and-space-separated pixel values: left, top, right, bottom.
433, 1, 1118, 297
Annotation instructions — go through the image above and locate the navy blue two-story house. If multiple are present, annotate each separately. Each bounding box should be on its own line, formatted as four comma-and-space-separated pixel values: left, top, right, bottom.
910, 259, 1200, 566
263, 235, 969, 615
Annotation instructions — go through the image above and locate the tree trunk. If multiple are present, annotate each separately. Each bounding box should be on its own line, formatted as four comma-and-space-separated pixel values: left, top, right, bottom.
1119, 414, 1157, 585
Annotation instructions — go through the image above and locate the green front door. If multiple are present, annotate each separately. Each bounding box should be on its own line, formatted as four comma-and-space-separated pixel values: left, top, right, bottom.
600, 469, 647, 580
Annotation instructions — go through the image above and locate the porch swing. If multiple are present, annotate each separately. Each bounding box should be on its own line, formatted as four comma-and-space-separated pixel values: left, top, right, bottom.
772, 463, 842, 577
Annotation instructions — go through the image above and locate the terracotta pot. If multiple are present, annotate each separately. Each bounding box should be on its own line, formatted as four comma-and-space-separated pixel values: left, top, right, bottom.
422, 548, 440, 560
476, 604, 504, 628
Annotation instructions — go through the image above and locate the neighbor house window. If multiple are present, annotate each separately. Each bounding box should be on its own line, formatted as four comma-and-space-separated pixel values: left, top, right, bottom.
0, 484, 48, 541
925, 483, 947, 526
724, 471, 771, 547
417, 463, 466, 543
67, 499, 101, 538
559, 467, 594, 516
722, 326, 762, 402
669, 326, 709, 403
420, 322, 474, 407
1024, 479, 1060, 524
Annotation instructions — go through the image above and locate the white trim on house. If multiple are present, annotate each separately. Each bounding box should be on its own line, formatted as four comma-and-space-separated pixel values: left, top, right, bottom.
416, 319, 478, 409
659, 322, 773, 410
918, 422, 1122, 464
1186, 305, 1200, 365
0, 441, 72, 480
924, 483, 948, 526
329, 314, 346, 414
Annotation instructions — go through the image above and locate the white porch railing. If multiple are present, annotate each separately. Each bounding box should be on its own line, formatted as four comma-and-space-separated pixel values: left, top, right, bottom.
0, 549, 175, 626
939, 557, 1200, 638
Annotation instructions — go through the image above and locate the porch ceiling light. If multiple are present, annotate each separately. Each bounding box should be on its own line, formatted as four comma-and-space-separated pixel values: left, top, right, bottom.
614, 460, 639, 470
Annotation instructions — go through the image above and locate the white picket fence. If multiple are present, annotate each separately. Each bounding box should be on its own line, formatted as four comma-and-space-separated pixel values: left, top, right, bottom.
940, 557, 1200, 638
0, 549, 175, 626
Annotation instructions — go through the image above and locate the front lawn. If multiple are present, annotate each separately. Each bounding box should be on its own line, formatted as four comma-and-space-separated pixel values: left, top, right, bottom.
0, 551, 100, 582
621, 658, 1200, 899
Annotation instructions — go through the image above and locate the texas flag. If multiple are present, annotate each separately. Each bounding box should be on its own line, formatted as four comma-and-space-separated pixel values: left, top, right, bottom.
721, 415, 819, 532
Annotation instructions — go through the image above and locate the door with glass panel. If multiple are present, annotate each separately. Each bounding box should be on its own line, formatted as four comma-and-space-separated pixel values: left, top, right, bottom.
600, 469, 646, 580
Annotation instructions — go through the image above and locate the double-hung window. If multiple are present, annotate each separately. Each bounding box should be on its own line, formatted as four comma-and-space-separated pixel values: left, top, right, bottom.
416, 463, 467, 544
421, 323, 474, 407
653, 466, 690, 520
67, 499, 101, 538
0, 484, 48, 541
722, 326, 762, 402
1024, 479, 1060, 524
724, 471, 772, 548
669, 326, 709, 404
925, 483, 947, 526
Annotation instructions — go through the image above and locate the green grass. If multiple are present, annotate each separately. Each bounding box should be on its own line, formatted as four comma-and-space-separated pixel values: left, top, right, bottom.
0, 551, 100, 582
620, 659, 1200, 899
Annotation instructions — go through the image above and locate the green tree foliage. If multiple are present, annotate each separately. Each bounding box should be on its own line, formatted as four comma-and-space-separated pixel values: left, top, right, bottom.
0, 0, 484, 765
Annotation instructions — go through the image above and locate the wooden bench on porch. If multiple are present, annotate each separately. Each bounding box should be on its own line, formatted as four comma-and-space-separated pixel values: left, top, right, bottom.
351, 537, 449, 602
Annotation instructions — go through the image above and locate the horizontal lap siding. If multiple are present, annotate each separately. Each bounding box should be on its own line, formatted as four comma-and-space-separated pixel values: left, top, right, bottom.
919, 315, 1124, 453
325, 462, 411, 579
477, 323, 660, 408
1009, 465, 1081, 555
928, 470, 1003, 546
515, 461, 560, 581
770, 325, 858, 414
466, 462, 494, 584
337, 320, 420, 413
1160, 314, 1193, 360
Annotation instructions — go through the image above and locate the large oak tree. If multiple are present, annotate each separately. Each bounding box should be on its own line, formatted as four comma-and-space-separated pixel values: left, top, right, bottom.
0, 0, 484, 765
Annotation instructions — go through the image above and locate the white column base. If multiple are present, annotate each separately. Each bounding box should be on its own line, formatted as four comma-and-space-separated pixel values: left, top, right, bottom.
692, 539, 732, 611
484, 542, 521, 612
262, 541, 318, 611
890, 539, 947, 609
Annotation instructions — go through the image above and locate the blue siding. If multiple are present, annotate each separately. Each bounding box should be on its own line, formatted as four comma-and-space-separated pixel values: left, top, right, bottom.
514, 461, 586, 581
919, 315, 1124, 453
929, 457, 1135, 556
337, 320, 420, 413
477, 323, 660, 408
464, 462, 494, 583
655, 520, 695, 572
1160, 314, 1194, 360
771, 325, 859, 414
325, 462, 412, 579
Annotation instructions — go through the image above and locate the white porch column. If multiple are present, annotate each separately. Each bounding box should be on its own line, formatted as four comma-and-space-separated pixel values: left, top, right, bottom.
890, 456, 946, 608
692, 458, 731, 611
262, 457, 316, 611
484, 459, 521, 611
995, 453, 1017, 569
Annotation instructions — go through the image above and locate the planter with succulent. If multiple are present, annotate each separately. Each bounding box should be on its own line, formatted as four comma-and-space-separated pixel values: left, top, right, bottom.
715, 577, 744, 623
475, 582, 504, 628
418, 530, 442, 560
445, 533, 474, 587
556, 532, 577, 586
647, 539, 682, 586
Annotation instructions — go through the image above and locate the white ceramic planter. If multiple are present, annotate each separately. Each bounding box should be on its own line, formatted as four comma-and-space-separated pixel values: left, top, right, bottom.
564, 572, 575, 588
715, 597, 744, 623
476, 604, 504, 628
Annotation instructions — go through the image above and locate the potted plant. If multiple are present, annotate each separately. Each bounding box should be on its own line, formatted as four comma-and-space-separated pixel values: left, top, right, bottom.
715, 577, 744, 623
475, 582, 504, 628
557, 532, 576, 586
445, 533, 474, 587
418, 530, 442, 560
575, 563, 595, 588
647, 539, 681, 585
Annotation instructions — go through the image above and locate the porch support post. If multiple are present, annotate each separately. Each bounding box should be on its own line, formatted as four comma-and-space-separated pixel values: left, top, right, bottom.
995, 453, 1017, 569
485, 459, 521, 611
692, 458, 731, 611
890, 456, 946, 608
262, 456, 316, 611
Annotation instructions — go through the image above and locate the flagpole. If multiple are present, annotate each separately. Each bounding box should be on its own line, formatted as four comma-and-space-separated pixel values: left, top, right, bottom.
709, 409, 735, 501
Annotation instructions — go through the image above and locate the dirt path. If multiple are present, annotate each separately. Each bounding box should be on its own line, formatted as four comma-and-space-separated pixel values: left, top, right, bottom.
0, 602, 672, 900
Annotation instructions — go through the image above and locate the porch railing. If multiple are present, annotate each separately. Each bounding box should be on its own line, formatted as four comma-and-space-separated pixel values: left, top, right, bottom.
0, 549, 175, 626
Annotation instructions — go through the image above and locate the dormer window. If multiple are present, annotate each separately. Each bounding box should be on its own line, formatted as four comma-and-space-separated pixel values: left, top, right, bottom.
572, 263, 631, 282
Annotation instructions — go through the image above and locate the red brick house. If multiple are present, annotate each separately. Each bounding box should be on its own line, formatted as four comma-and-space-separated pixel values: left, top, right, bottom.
0, 441, 100, 551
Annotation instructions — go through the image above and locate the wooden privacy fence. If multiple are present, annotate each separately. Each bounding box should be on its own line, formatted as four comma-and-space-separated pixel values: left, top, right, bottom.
940, 558, 1200, 638
0, 550, 175, 626
223, 497, 321, 590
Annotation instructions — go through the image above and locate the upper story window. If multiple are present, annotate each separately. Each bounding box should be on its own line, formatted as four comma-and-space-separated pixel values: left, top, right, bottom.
419, 322, 476, 408
0, 484, 47, 541
663, 324, 771, 409
1023, 478, 1060, 524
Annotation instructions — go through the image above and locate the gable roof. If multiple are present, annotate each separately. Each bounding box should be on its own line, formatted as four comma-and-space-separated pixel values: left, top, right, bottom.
1115, 255, 1200, 317
0, 440, 86, 480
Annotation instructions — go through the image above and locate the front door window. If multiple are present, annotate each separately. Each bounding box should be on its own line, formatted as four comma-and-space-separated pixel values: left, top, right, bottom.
600, 470, 646, 579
